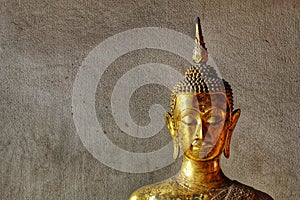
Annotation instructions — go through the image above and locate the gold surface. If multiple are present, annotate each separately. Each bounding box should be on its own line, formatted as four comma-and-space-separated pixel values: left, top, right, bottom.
129, 18, 273, 200
192, 17, 208, 64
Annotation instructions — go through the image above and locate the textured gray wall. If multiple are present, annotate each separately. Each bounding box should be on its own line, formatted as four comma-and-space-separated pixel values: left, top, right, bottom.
1, 0, 299, 199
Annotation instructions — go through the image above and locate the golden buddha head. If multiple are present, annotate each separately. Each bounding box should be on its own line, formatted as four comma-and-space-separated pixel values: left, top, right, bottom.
165, 18, 241, 162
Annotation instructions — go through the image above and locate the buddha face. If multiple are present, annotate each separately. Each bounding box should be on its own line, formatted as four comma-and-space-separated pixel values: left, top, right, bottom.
165, 92, 240, 161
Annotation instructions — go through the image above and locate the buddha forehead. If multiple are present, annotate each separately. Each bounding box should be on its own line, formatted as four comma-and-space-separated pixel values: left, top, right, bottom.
174, 92, 227, 113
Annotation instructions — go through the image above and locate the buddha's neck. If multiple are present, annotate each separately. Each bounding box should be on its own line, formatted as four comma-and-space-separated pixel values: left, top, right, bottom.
176, 155, 232, 190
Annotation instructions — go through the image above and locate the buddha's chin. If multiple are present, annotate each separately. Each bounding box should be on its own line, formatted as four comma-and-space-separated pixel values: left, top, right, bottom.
188, 145, 214, 160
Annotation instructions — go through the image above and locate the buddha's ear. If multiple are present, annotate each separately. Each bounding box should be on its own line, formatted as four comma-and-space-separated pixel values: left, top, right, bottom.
165, 112, 176, 138
224, 109, 241, 158
165, 112, 179, 159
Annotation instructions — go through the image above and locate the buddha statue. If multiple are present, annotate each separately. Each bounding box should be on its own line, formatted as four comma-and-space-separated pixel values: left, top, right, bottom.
129, 18, 273, 200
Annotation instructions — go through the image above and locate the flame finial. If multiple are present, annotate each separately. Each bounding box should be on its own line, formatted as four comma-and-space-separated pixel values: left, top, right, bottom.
192, 17, 208, 64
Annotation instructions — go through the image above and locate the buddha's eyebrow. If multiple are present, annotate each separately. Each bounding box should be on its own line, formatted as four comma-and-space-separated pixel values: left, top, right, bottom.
203, 107, 226, 113
178, 108, 199, 117
203, 107, 217, 112
180, 108, 200, 113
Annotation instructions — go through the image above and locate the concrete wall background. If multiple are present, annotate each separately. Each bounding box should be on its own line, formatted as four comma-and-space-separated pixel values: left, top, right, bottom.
1, 0, 299, 199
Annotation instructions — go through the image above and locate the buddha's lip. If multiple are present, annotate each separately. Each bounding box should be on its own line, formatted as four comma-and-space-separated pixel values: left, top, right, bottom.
191, 143, 214, 150
191, 140, 213, 147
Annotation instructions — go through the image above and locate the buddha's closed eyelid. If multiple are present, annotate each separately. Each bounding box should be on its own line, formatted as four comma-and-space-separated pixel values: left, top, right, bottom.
205, 115, 225, 127
207, 116, 222, 123
204, 108, 226, 118
181, 115, 198, 126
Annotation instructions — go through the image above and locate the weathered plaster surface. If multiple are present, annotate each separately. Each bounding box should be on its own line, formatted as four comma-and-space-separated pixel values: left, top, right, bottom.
0, 0, 299, 199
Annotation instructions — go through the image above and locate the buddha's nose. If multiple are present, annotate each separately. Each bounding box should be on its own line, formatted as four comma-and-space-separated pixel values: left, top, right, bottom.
194, 120, 204, 141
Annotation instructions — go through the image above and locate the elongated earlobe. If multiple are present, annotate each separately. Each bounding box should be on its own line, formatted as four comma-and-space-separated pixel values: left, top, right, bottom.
224, 109, 241, 158
165, 112, 179, 160
173, 136, 179, 159
165, 112, 175, 138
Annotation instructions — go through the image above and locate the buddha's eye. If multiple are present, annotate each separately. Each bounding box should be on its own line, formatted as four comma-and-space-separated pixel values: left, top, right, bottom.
181, 116, 197, 126
207, 116, 223, 126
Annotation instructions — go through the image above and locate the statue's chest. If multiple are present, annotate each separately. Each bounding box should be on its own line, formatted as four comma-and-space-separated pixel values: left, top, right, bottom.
158, 183, 255, 200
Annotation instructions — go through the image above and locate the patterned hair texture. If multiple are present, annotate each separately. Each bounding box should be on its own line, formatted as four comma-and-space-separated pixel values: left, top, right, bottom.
170, 64, 234, 116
